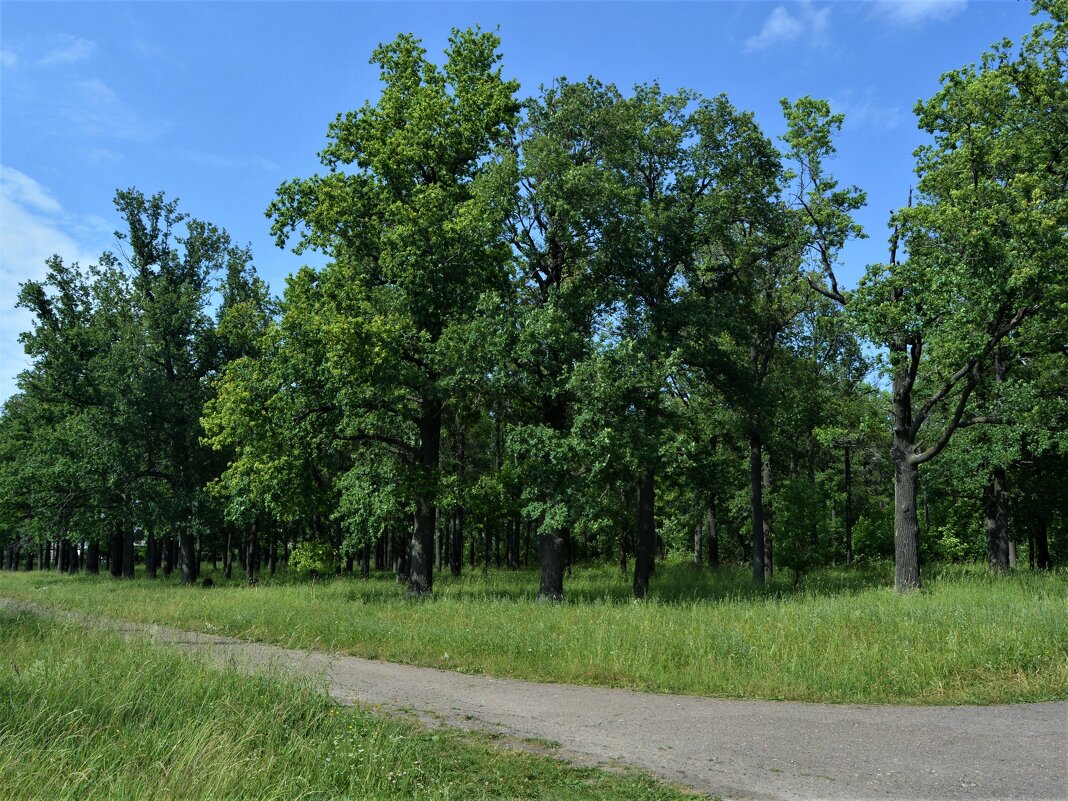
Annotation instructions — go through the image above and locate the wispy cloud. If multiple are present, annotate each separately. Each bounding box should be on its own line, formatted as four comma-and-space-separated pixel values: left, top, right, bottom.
64, 78, 160, 141
746, 2, 831, 53
830, 88, 906, 133
179, 149, 281, 172
0, 166, 109, 401
36, 34, 96, 67
873, 0, 967, 25
0, 50, 17, 69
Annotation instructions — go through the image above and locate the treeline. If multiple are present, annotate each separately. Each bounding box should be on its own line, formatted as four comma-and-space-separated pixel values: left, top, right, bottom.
1, 8, 1065, 596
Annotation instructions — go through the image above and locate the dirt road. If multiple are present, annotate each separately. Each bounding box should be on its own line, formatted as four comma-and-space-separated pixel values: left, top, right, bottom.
5, 599, 1065, 800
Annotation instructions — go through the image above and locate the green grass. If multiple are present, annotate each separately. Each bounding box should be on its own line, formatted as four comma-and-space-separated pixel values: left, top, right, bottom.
0, 607, 700, 800
1, 561, 1065, 705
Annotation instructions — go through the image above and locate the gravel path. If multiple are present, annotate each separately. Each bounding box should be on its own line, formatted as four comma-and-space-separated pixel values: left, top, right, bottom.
5, 598, 1066, 801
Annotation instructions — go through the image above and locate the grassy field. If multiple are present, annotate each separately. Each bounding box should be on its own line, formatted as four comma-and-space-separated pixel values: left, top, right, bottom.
0, 562, 1065, 705
0, 607, 700, 801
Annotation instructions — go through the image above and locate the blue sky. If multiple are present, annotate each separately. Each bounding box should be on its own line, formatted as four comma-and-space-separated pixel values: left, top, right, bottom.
0, 0, 1041, 402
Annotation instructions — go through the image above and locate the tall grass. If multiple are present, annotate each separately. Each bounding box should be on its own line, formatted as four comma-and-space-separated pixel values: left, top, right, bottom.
0, 608, 695, 801
1, 562, 1065, 705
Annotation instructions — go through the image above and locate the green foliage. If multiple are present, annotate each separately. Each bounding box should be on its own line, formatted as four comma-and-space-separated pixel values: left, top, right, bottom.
288, 541, 337, 575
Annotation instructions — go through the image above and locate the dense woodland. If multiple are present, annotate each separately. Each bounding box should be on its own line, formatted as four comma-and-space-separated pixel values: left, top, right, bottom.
1, 3, 1065, 598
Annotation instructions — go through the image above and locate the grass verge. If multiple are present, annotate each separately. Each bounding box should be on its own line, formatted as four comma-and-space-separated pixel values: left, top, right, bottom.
0, 562, 1065, 705
0, 607, 701, 800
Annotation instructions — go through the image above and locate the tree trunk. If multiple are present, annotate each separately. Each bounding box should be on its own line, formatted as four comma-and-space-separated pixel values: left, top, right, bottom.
693, 516, 703, 565
245, 520, 257, 580
145, 532, 157, 578
984, 466, 1010, 571
891, 440, 921, 591
67, 540, 80, 573
762, 450, 773, 580
706, 500, 719, 569
1034, 515, 1052, 570
109, 526, 123, 578
619, 520, 629, 575
268, 533, 278, 575
122, 529, 135, 578
750, 434, 766, 584
223, 527, 233, 579
43, 541, 51, 571
891, 342, 922, 591
633, 466, 655, 599
538, 527, 565, 601
360, 543, 370, 578
844, 445, 854, 564
179, 528, 197, 584
407, 397, 441, 597
449, 507, 463, 577
83, 540, 98, 575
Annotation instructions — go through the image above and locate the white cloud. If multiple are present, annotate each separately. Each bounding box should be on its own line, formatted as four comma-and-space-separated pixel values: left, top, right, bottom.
0, 167, 108, 401
746, 2, 831, 52
36, 34, 96, 67
0, 50, 17, 69
874, 0, 967, 25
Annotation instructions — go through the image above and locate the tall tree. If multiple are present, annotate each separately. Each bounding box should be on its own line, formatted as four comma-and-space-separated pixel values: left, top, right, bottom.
850, 6, 1066, 589
267, 28, 520, 596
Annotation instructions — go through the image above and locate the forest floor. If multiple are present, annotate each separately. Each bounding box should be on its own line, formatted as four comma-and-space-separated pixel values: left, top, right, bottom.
2, 596, 1064, 801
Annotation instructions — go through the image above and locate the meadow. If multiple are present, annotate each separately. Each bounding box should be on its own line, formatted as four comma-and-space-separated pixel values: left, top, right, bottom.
1, 561, 1065, 706
0, 606, 696, 801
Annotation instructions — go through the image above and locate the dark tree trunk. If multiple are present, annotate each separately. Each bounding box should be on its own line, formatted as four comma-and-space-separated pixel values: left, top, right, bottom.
706, 500, 719, 569
161, 537, 172, 576
619, 520, 629, 575
37, 543, 44, 572
844, 445, 854, 564
24, 548, 33, 571
750, 434, 766, 585
109, 526, 123, 578
360, 543, 370, 578
508, 513, 520, 570
393, 530, 408, 583
43, 541, 51, 571
333, 520, 343, 577
122, 530, 135, 578
762, 450, 773, 579
68, 540, 80, 573
55, 540, 66, 573
145, 532, 157, 578
82, 540, 97, 574
494, 520, 501, 568
538, 527, 565, 601
245, 520, 257, 580
984, 466, 1010, 571
435, 512, 443, 574
1034, 515, 1052, 570
449, 507, 463, 577
633, 466, 655, 599
179, 528, 197, 584
223, 527, 233, 579
345, 550, 354, 575
374, 534, 384, 572
693, 517, 702, 565
408, 397, 441, 597
269, 531, 278, 575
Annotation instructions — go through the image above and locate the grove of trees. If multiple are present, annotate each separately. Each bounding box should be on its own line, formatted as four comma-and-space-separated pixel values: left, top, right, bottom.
2, 5, 1065, 597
